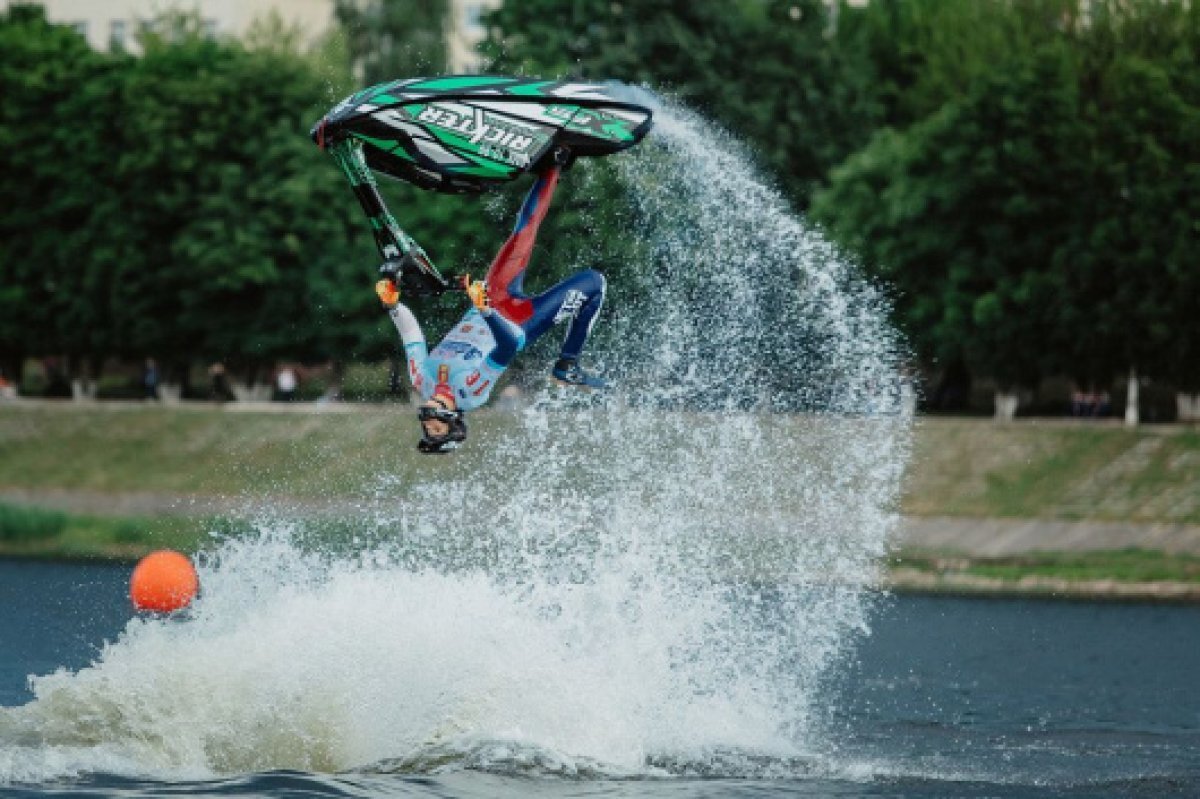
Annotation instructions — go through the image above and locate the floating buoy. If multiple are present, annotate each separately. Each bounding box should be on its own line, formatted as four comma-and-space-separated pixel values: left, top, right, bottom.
130, 550, 198, 612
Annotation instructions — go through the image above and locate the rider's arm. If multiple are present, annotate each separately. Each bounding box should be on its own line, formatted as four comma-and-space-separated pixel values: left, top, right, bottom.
387, 302, 429, 390
479, 308, 525, 369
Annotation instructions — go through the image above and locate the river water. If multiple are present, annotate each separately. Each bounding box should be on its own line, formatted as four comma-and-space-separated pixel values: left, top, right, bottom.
1, 558, 1197, 798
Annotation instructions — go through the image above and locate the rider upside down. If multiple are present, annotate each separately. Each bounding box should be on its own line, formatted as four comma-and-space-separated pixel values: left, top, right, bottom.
376, 164, 608, 454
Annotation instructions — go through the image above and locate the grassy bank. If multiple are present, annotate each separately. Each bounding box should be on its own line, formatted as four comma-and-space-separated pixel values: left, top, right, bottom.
888, 547, 1200, 602
906, 419, 1200, 524
0, 501, 211, 560
2, 405, 1198, 522
893, 547, 1200, 585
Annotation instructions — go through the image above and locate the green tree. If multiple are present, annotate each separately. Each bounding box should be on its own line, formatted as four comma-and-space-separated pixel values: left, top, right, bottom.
841, 0, 1083, 127
0, 3, 493, 391
0, 5, 119, 385
88, 14, 397, 383
814, 0, 1200, 409
1067, 0, 1200, 394
812, 36, 1090, 392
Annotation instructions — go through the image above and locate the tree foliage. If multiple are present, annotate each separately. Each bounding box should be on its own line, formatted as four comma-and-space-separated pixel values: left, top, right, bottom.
813, 45, 1091, 388
0, 4, 117, 374
0, 6, 397, 382
0, 4, 541, 389
333, 0, 449, 84
812, 0, 1200, 395
2, 0, 1198, 403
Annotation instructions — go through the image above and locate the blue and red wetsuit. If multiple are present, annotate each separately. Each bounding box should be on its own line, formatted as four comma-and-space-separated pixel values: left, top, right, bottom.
387, 166, 606, 410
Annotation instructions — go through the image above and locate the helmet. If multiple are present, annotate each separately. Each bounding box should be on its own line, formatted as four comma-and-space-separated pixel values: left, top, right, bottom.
417, 404, 468, 453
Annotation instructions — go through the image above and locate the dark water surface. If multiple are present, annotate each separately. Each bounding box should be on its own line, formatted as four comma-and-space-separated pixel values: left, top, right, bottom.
1, 559, 1197, 798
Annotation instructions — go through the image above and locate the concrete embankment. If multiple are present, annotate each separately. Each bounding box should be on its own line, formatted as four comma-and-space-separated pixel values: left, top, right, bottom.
899, 515, 1200, 556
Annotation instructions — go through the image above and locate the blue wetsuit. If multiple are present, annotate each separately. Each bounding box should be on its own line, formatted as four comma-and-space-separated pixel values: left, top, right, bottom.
390, 306, 524, 411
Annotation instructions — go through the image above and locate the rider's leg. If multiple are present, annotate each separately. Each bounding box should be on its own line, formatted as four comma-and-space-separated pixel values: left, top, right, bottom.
481, 166, 606, 385
522, 269, 609, 388
519, 269, 606, 358
485, 167, 562, 325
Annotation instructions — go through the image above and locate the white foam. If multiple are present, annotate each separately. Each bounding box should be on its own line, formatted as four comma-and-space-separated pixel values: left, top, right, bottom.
0, 102, 910, 784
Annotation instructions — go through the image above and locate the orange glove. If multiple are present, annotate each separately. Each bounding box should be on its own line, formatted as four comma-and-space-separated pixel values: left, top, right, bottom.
375, 278, 400, 308
465, 279, 489, 311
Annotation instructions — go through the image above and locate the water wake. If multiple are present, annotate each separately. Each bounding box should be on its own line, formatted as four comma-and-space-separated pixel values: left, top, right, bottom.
0, 101, 910, 784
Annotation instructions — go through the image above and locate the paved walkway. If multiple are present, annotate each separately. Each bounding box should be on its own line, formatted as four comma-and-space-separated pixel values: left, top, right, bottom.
0, 488, 234, 518
899, 516, 1200, 555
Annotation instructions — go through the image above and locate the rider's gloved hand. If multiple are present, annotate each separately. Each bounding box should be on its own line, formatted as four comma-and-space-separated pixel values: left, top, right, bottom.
375, 278, 400, 308
465, 279, 489, 311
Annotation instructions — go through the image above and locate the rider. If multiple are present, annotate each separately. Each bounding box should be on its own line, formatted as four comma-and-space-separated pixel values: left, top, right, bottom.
376, 162, 607, 453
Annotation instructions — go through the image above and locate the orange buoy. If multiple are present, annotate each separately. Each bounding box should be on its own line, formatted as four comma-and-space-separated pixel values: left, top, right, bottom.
130, 550, 199, 612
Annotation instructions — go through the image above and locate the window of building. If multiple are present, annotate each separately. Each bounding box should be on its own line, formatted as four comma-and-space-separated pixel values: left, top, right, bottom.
464, 3, 485, 33
110, 19, 127, 48
70, 20, 88, 38
203, 19, 218, 39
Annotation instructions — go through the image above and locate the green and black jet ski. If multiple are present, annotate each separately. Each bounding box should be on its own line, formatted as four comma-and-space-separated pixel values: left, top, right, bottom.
313, 75, 654, 295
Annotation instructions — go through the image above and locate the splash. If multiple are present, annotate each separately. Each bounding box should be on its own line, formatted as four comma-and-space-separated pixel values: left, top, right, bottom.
0, 102, 911, 783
